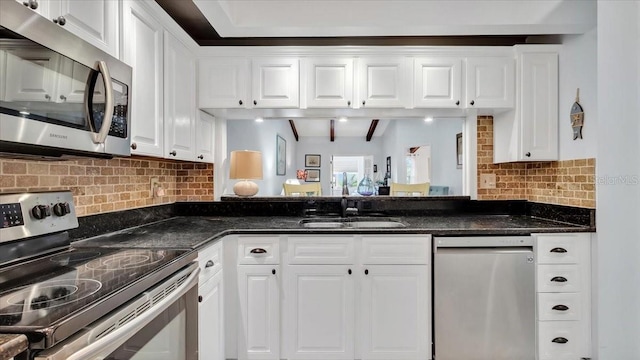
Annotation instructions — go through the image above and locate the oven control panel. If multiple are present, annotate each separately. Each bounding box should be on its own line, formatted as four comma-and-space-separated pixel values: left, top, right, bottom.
0, 191, 78, 243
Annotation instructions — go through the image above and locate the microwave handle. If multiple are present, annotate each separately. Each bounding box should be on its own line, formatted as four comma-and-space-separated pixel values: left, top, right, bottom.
89, 60, 114, 144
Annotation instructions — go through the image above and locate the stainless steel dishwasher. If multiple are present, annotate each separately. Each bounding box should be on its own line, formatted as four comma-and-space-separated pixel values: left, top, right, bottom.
433, 236, 535, 360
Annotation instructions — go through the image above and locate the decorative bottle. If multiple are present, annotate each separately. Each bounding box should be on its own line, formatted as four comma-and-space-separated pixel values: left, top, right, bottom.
357, 171, 375, 196
341, 172, 349, 195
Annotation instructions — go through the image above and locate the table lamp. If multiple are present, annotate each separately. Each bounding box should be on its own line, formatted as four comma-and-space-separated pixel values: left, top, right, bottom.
230, 150, 263, 196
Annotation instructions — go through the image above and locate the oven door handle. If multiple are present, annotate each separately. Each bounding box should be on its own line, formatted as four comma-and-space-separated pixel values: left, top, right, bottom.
64, 263, 199, 360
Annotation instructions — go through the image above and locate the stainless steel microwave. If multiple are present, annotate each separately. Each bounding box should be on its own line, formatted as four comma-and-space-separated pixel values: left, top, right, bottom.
0, 0, 132, 159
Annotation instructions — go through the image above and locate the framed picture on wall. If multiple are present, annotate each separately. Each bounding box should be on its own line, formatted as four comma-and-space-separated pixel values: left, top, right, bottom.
305, 169, 320, 182
305, 154, 321, 167
276, 135, 286, 175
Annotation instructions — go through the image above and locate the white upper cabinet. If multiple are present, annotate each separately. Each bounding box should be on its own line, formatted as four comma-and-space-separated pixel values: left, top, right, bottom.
196, 111, 215, 163
164, 31, 196, 161
199, 58, 250, 108
251, 58, 299, 108
356, 57, 410, 108
493, 46, 559, 163
413, 57, 463, 108
465, 56, 515, 108
51, 0, 119, 57
122, 0, 164, 157
303, 57, 354, 108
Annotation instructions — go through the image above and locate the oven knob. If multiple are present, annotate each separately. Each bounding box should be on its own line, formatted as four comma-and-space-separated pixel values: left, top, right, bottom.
53, 202, 71, 217
31, 205, 51, 220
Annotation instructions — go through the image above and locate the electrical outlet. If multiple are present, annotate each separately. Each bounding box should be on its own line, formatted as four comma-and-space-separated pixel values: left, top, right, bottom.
480, 173, 496, 189
150, 177, 159, 195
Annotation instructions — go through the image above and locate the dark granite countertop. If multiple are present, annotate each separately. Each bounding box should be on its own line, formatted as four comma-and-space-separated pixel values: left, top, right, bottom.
72, 214, 594, 251
0, 334, 27, 359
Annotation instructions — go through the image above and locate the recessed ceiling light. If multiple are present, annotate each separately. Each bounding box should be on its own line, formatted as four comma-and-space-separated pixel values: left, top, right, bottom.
339, 117, 347, 122
424, 117, 433, 123
255, 117, 263, 123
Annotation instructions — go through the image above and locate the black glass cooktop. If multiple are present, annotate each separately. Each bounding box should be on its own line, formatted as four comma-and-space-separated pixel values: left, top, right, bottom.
0, 247, 190, 329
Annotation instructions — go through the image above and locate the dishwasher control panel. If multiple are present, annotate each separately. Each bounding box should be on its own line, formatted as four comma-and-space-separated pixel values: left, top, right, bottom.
434, 236, 533, 248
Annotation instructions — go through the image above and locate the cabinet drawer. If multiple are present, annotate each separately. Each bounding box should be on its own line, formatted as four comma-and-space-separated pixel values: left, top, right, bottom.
537, 293, 582, 321
535, 234, 587, 264
537, 264, 581, 293
361, 235, 430, 264
288, 236, 354, 264
537, 321, 582, 360
198, 240, 223, 282
238, 236, 280, 264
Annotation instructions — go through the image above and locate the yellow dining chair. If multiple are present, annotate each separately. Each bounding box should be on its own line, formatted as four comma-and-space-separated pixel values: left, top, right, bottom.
283, 183, 322, 196
390, 182, 430, 196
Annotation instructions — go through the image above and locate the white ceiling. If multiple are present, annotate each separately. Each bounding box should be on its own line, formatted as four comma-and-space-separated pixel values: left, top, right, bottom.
193, 0, 596, 38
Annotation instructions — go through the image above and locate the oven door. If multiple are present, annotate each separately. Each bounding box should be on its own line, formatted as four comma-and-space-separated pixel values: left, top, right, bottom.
34, 262, 199, 360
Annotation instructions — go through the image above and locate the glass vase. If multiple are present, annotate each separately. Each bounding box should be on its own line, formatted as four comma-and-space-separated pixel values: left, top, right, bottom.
357, 172, 375, 196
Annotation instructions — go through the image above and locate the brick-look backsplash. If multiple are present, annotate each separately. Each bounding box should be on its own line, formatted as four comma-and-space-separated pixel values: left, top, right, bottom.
0, 156, 214, 216
477, 116, 596, 208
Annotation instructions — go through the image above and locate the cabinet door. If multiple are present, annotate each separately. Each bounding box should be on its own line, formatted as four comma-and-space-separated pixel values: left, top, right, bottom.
466, 57, 515, 108
199, 271, 224, 360
520, 52, 558, 160
251, 58, 299, 108
356, 57, 410, 108
238, 265, 280, 360
164, 31, 196, 161
360, 265, 430, 360
196, 110, 215, 162
4, 49, 60, 102
413, 57, 462, 108
51, 0, 119, 57
122, 0, 164, 157
304, 57, 353, 108
286, 265, 355, 360
199, 58, 249, 108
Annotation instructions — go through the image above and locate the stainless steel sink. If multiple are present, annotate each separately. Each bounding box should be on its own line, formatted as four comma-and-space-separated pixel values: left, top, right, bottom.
299, 218, 406, 229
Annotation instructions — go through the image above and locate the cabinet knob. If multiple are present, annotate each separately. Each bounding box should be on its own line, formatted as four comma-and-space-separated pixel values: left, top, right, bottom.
44, 94, 51, 100
550, 276, 568, 283
59, 95, 67, 101
198, 295, 203, 303
205, 260, 214, 268
250, 248, 267, 254
253, 100, 257, 106
364, 269, 369, 275
550, 247, 567, 253
470, 100, 475, 106
130, 142, 137, 150
23, 0, 38, 9
348, 269, 352, 275
455, 100, 460, 106
362, 100, 366, 106
525, 152, 531, 157
198, 154, 204, 160
53, 16, 66, 26
239, 100, 243, 105
347, 100, 351, 107
169, 150, 177, 156
551, 337, 569, 344
552, 304, 569, 311
272, 269, 276, 275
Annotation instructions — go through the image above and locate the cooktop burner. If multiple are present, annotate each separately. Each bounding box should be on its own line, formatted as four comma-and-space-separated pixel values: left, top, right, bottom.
5, 279, 102, 313
85, 250, 165, 270
50, 250, 103, 266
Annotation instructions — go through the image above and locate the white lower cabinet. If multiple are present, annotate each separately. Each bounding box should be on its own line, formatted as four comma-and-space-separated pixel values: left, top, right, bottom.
199, 272, 224, 360
360, 265, 430, 360
237, 265, 280, 360
286, 265, 355, 360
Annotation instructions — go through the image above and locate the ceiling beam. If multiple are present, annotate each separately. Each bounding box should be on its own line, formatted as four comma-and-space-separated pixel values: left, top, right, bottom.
288, 119, 299, 141
330, 119, 335, 142
366, 119, 380, 142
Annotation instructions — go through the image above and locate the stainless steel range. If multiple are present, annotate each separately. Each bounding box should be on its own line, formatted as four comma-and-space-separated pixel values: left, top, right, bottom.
0, 191, 199, 359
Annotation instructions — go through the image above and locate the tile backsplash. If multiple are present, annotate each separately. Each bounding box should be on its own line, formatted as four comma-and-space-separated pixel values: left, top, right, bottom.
0, 156, 213, 216
477, 116, 596, 208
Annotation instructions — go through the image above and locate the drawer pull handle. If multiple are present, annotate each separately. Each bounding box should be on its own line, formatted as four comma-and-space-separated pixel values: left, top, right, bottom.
551, 276, 568, 282
552, 337, 569, 344
250, 248, 267, 254
550, 247, 568, 253
205, 260, 214, 268
552, 304, 570, 311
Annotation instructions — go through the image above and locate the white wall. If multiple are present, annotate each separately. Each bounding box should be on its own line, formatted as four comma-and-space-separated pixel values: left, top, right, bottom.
595, 1, 640, 359
559, 28, 598, 160
227, 120, 297, 196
